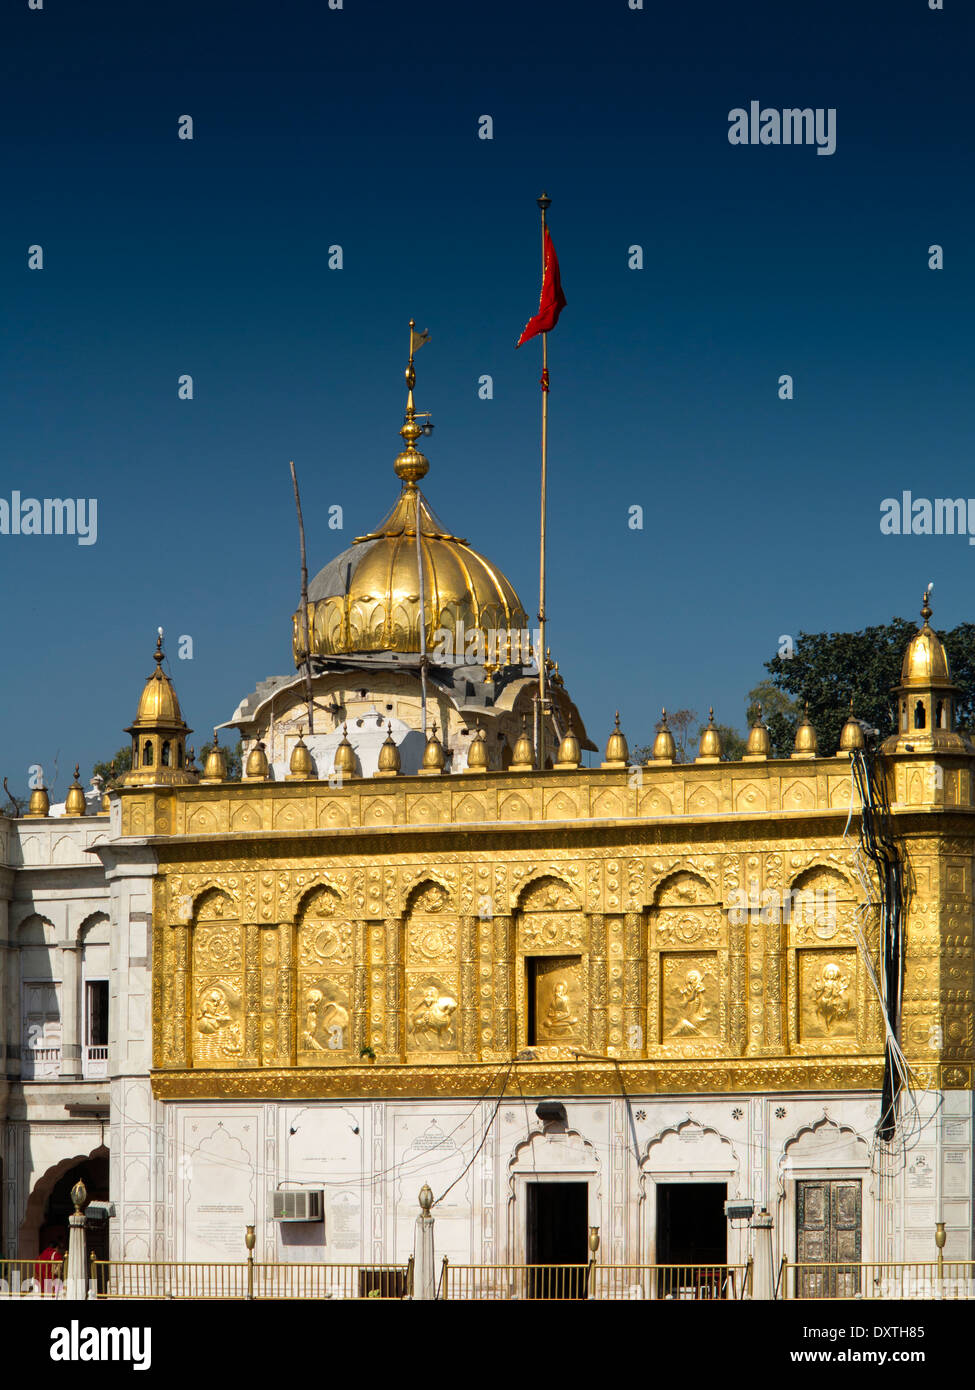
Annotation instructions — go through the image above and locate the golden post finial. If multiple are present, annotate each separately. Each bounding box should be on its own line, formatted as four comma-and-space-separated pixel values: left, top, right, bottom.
921, 585, 933, 624
394, 319, 430, 485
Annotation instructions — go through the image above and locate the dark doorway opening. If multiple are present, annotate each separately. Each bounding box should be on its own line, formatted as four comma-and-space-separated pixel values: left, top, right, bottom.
525, 1181, 589, 1298
42, 1156, 110, 1260
655, 1182, 729, 1298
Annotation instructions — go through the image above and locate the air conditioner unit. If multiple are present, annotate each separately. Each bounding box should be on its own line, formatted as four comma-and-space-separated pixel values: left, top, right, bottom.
270, 1189, 324, 1222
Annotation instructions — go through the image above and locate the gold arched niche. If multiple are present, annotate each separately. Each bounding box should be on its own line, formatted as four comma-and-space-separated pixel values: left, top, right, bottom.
514, 874, 588, 1055
295, 886, 354, 1063
404, 880, 461, 1060
648, 871, 727, 1057
190, 889, 244, 1069
785, 866, 875, 1054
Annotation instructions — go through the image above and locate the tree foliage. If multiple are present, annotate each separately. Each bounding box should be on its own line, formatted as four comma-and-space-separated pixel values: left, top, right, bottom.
92, 746, 133, 783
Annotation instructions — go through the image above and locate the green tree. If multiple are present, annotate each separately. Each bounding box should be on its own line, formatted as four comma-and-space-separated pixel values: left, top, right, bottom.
763, 615, 975, 756
92, 746, 132, 783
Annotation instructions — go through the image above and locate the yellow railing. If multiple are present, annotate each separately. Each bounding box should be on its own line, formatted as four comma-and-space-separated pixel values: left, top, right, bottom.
90, 1256, 413, 1300
0, 1258, 65, 1298
439, 1260, 593, 1300
590, 1262, 748, 1301
779, 1260, 975, 1300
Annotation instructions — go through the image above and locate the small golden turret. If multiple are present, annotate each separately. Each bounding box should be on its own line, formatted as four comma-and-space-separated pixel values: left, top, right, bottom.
64, 765, 87, 817
652, 709, 676, 763
601, 711, 629, 769
696, 708, 723, 763
201, 731, 228, 784
26, 779, 50, 817
510, 714, 534, 772
792, 702, 818, 759
464, 722, 489, 773
419, 722, 446, 776
101, 783, 111, 812
375, 723, 401, 776
122, 632, 195, 786
243, 740, 269, 781
555, 723, 582, 769
744, 705, 771, 760
838, 698, 866, 754
287, 729, 315, 781
333, 724, 357, 779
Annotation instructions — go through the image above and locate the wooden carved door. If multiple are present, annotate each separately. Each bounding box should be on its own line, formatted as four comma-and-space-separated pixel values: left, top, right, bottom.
796, 1179, 862, 1298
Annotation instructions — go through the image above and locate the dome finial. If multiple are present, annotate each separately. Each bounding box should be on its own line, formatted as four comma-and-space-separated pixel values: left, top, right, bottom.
921, 584, 933, 625
154, 629, 165, 666
394, 320, 431, 485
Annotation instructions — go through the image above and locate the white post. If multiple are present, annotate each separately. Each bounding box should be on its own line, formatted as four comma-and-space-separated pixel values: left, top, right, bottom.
413, 1184, 436, 1300
751, 1208, 774, 1300
64, 1180, 87, 1300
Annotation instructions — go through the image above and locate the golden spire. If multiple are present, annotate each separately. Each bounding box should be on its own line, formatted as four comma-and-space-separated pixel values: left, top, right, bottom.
839, 697, 866, 753
122, 631, 195, 786
510, 713, 535, 772
243, 740, 269, 781
393, 320, 431, 487
288, 728, 315, 781
64, 765, 87, 817
651, 708, 676, 763
555, 722, 581, 769
464, 721, 489, 773
419, 721, 446, 776
792, 701, 818, 758
201, 730, 228, 784
696, 707, 723, 762
601, 710, 629, 769
744, 704, 771, 760
26, 776, 50, 818
375, 722, 402, 776
333, 723, 357, 779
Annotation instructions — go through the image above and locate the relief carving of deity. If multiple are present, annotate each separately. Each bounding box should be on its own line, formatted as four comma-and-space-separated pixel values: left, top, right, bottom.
811, 962, 851, 1032
672, 970, 712, 1036
409, 984, 458, 1050
300, 986, 350, 1053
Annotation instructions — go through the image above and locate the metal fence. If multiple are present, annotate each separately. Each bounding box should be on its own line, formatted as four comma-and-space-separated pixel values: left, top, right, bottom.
0, 1258, 65, 1298
590, 1262, 749, 1300
90, 1255, 413, 1300
438, 1260, 749, 1301
778, 1259, 975, 1300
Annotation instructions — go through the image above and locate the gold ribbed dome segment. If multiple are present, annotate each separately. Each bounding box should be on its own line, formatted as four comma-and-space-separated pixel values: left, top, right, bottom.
602, 711, 629, 768
375, 723, 402, 777
510, 714, 534, 772
122, 633, 195, 787
64, 765, 87, 817
288, 729, 315, 781
792, 702, 818, 758
419, 721, 446, 775
555, 723, 581, 769
696, 707, 723, 762
464, 722, 489, 773
201, 731, 229, 784
744, 705, 771, 759
333, 724, 358, 779
26, 781, 50, 817
652, 708, 676, 763
243, 741, 269, 781
839, 699, 866, 752
900, 588, 954, 688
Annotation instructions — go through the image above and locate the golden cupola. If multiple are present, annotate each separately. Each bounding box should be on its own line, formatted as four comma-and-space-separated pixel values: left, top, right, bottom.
792, 703, 818, 759
601, 712, 629, 769
201, 732, 228, 784
696, 708, 723, 763
883, 588, 973, 754
419, 722, 446, 776
510, 715, 534, 772
744, 706, 771, 760
122, 634, 195, 786
555, 723, 582, 770
293, 325, 530, 665
652, 710, 676, 763
375, 723, 402, 776
333, 725, 358, 779
64, 766, 87, 817
839, 700, 866, 753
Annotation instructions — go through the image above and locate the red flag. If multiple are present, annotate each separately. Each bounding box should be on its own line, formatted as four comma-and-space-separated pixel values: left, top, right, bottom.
516, 227, 567, 348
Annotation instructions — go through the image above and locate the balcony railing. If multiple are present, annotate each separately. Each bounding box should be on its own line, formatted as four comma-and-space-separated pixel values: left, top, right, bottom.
438, 1260, 750, 1300
89, 1256, 414, 1300
779, 1258, 975, 1300
84, 1044, 109, 1078
0, 1258, 64, 1298
20, 1045, 61, 1079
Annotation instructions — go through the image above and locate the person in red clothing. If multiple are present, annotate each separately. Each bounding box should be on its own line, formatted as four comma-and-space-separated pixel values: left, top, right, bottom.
36, 1237, 65, 1289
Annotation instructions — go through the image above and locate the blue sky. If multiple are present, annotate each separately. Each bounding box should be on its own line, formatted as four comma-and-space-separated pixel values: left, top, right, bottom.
1, 0, 972, 790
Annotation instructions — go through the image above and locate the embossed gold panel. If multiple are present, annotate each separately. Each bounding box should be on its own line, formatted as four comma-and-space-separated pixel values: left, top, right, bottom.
405, 882, 461, 1058
296, 887, 353, 1060
798, 949, 857, 1043
191, 890, 244, 1068
533, 955, 585, 1046
661, 952, 720, 1041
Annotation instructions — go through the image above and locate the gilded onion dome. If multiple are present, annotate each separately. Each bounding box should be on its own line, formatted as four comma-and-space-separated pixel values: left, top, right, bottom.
294, 329, 530, 664
555, 723, 581, 769
900, 589, 952, 688
123, 634, 195, 787
652, 709, 677, 763
419, 722, 446, 776
510, 715, 534, 772
465, 723, 489, 773
839, 699, 866, 752
375, 723, 401, 776
64, 765, 87, 817
696, 708, 723, 762
602, 711, 629, 769
201, 732, 229, 784
244, 740, 269, 781
26, 781, 50, 817
883, 589, 973, 754
792, 703, 818, 758
288, 730, 315, 781
333, 724, 358, 778
745, 706, 771, 759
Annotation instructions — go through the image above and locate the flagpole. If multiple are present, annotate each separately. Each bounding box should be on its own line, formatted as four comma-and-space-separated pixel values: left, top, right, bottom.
537, 190, 551, 772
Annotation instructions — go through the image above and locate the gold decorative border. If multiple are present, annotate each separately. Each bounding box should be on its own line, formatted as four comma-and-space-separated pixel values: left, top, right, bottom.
151, 1056, 891, 1100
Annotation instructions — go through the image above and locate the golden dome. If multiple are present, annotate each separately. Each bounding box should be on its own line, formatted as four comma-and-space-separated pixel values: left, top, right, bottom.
696, 708, 722, 762
288, 730, 315, 780
792, 703, 818, 757
375, 723, 401, 776
555, 723, 581, 769
333, 724, 357, 778
602, 711, 629, 768
132, 635, 185, 726
839, 699, 866, 752
465, 724, 489, 773
510, 715, 534, 772
294, 341, 529, 663
652, 709, 676, 762
201, 733, 228, 784
244, 741, 269, 780
419, 722, 446, 775
899, 589, 953, 688
122, 635, 195, 787
745, 706, 770, 759
26, 783, 50, 817
64, 765, 87, 817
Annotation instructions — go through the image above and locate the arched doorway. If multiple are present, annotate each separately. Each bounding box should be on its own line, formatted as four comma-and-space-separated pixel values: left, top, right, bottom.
20, 1147, 110, 1258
